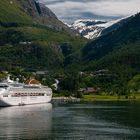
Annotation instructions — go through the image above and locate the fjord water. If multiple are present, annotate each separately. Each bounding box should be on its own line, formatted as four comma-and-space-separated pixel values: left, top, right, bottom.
0, 102, 140, 140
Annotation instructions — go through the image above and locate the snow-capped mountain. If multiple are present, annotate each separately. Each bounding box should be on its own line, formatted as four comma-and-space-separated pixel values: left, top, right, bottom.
69, 16, 133, 39
69, 19, 107, 39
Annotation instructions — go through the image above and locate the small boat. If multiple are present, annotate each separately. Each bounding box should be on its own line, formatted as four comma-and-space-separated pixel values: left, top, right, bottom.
0, 76, 52, 107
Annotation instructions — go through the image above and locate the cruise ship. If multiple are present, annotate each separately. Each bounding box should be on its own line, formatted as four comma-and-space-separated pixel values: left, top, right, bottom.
0, 76, 52, 107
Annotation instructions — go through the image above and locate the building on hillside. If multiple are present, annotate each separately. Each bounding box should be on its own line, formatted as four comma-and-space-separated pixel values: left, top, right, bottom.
78, 87, 100, 94
36, 71, 48, 75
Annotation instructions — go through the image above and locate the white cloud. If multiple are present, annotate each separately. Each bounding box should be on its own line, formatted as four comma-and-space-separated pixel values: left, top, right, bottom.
40, 0, 140, 23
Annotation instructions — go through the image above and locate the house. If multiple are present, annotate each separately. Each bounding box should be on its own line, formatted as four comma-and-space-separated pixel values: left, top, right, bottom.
36, 71, 48, 75
78, 87, 100, 94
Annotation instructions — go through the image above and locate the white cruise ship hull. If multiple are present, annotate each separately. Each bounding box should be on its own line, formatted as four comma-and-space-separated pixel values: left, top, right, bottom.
0, 95, 52, 107
0, 77, 53, 107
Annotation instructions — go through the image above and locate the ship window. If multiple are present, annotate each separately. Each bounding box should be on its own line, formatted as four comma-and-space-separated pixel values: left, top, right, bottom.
0, 85, 8, 88
3, 95, 8, 97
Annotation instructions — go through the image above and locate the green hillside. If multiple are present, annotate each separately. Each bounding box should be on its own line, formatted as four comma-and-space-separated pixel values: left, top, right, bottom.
0, 0, 86, 72
0, 0, 33, 23
0, 26, 86, 70
83, 13, 140, 61
80, 13, 140, 93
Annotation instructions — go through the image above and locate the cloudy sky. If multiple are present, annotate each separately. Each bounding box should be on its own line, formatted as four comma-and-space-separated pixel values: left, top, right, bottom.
39, 0, 140, 23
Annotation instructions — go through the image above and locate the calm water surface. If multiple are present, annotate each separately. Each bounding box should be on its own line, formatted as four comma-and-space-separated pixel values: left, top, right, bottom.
0, 102, 140, 140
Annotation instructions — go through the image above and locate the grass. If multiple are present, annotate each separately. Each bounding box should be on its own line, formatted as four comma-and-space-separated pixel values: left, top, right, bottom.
0, 0, 32, 23
81, 94, 140, 102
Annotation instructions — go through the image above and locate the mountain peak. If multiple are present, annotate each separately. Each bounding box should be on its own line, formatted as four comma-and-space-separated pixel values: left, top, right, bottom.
0, 0, 75, 34
17, 0, 63, 29
69, 15, 134, 39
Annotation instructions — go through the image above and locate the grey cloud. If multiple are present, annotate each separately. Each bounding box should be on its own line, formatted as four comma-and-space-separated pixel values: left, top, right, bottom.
39, 0, 140, 23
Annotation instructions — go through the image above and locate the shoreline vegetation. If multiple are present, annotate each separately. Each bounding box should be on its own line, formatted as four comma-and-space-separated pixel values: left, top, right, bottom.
52, 93, 140, 102
82, 94, 140, 102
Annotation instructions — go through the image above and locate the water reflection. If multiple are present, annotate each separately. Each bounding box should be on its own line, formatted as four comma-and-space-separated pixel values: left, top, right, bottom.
51, 102, 140, 140
0, 102, 140, 140
0, 104, 52, 140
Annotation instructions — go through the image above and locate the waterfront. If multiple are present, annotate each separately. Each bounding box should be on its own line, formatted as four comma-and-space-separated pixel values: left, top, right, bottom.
0, 102, 140, 140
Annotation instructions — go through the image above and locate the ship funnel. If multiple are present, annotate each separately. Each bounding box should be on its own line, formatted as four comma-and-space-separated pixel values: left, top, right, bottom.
7, 75, 14, 83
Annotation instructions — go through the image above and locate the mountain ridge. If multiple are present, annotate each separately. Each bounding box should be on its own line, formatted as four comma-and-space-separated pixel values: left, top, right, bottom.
80, 13, 140, 92
82, 13, 140, 61
0, 0, 76, 35
69, 15, 134, 39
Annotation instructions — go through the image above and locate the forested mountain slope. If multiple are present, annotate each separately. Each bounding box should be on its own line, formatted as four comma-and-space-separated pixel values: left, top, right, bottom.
81, 13, 140, 92
0, 0, 86, 71
83, 13, 140, 61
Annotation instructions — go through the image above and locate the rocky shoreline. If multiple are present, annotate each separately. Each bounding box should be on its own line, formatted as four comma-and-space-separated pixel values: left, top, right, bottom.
52, 97, 81, 103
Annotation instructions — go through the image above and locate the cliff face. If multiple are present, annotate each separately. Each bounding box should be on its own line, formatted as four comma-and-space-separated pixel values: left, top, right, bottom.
17, 0, 75, 33
19, 0, 57, 20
